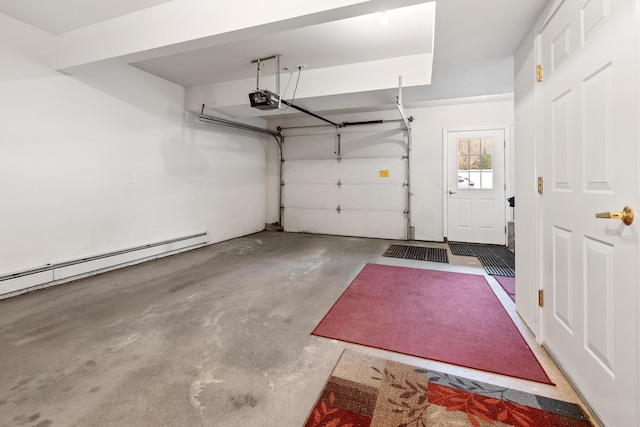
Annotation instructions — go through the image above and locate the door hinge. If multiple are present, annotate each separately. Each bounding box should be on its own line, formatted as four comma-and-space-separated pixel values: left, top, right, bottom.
538, 290, 545, 307
536, 64, 544, 82
537, 176, 544, 194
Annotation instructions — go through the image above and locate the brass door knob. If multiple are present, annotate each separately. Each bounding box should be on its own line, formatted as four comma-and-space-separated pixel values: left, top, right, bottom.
595, 206, 634, 226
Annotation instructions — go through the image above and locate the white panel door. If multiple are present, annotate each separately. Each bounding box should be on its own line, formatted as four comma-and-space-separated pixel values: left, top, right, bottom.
447, 129, 506, 244
282, 127, 408, 239
539, 1, 639, 425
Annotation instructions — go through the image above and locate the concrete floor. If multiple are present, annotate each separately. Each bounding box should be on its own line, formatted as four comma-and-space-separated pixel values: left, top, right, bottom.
0, 231, 597, 426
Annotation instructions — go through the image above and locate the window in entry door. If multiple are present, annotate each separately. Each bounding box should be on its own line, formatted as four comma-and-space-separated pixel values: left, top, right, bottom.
457, 137, 494, 189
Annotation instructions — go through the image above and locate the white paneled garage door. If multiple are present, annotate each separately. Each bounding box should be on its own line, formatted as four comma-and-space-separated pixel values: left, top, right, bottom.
282, 125, 408, 239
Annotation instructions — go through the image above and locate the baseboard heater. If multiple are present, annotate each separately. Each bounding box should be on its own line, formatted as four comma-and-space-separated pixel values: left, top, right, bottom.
0, 232, 209, 299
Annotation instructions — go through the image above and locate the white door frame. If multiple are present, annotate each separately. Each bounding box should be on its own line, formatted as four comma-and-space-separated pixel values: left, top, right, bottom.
637, 0, 640, 419
531, 0, 566, 348
442, 125, 511, 243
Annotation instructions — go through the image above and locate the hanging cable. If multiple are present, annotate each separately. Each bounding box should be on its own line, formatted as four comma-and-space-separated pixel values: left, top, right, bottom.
279, 66, 302, 111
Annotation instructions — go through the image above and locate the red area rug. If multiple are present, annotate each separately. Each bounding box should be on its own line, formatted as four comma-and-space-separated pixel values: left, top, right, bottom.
312, 264, 552, 384
496, 275, 516, 302
303, 350, 592, 427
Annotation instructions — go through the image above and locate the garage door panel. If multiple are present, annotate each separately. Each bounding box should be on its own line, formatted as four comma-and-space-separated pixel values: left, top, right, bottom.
282, 185, 338, 209
341, 130, 406, 158
284, 208, 406, 240
283, 160, 338, 184
340, 158, 405, 184
337, 211, 405, 239
281, 128, 408, 240
283, 134, 337, 160
339, 185, 406, 212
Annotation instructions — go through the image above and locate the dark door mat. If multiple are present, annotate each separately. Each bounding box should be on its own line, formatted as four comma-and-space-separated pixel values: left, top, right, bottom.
448, 242, 476, 257
448, 242, 515, 277
383, 244, 449, 263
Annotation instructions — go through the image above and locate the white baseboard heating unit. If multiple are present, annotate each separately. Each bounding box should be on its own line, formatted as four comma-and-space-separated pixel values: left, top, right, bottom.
0, 232, 209, 299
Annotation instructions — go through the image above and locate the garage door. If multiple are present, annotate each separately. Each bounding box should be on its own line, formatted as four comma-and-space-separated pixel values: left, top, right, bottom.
282, 125, 408, 239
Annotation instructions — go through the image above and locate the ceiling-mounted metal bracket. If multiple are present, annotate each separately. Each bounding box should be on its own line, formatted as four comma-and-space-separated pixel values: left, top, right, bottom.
252, 54, 282, 93
248, 55, 340, 126
249, 54, 282, 110
397, 76, 411, 129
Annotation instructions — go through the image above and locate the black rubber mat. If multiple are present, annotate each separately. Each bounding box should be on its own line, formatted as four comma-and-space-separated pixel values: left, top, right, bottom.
383, 245, 449, 263
484, 266, 516, 276
448, 242, 476, 257
426, 247, 449, 263
448, 242, 515, 277
383, 244, 426, 260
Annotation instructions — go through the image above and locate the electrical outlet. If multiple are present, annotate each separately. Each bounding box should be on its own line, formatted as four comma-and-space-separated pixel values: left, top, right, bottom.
129, 173, 136, 183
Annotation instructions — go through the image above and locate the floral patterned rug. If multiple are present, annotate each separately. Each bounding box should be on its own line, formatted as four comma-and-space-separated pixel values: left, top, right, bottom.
303, 350, 594, 427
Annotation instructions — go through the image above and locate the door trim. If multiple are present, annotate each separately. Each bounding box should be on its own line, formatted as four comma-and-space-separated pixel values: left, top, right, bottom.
443, 125, 511, 244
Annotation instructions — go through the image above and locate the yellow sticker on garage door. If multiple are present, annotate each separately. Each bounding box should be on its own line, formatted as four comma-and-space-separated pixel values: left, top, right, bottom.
379, 170, 389, 177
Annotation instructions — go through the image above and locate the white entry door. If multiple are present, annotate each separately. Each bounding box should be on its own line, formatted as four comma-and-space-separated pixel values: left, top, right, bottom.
447, 129, 506, 244
539, 1, 639, 426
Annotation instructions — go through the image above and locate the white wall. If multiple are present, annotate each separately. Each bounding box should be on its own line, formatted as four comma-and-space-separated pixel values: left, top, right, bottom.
409, 99, 514, 241
0, 14, 267, 292
268, 96, 514, 241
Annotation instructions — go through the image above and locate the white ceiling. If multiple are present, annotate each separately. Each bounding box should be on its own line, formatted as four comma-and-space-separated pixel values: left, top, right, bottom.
131, 4, 435, 87
0, 0, 175, 34
0, 0, 549, 118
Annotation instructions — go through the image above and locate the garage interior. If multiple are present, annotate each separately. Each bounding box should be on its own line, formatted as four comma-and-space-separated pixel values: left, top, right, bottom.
0, 232, 590, 426
0, 0, 627, 426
